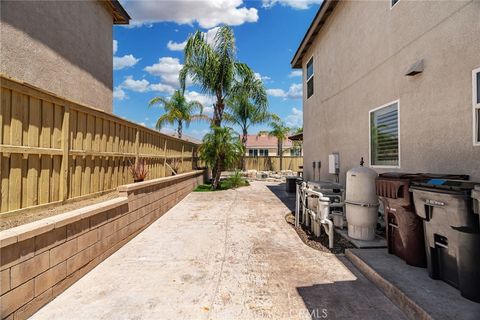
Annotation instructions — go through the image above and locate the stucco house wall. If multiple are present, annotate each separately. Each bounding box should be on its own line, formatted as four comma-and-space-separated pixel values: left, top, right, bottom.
0, 1, 115, 113
299, 0, 480, 184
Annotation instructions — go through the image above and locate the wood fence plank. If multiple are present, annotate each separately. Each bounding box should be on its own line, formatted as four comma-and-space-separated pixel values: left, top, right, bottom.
10, 91, 23, 146
1, 78, 200, 212
39, 101, 53, 204
25, 97, 40, 207
0, 155, 8, 212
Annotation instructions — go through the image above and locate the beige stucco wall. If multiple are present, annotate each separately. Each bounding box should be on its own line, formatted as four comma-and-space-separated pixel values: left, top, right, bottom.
0, 0, 113, 112
302, 0, 480, 184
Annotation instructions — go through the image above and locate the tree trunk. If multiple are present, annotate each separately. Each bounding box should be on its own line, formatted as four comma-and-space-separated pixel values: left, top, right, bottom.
177, 120, 183, 139
278, 141, 283, 172
211, 158, 223, 190
211, 92, 224, 189
213, 96, 224, 127
241, 128, 248, 171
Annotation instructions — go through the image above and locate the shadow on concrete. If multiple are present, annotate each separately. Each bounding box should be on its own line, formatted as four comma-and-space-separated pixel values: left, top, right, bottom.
266, 184, 296, 212
295, 257, 407, 320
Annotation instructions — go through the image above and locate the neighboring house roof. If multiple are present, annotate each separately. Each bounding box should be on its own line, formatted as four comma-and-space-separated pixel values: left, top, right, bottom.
288, 132, 303, 141
291, 0, 339, 68
103, 0, 131, 25
245, 134, 293, 148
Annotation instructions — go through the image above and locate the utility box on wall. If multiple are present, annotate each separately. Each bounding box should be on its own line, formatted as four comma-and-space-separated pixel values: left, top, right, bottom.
328, 154, 339, 174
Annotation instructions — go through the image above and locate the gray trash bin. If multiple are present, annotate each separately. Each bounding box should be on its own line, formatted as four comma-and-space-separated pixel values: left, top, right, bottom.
411, 179, 480, 302
472, 185, 480, 224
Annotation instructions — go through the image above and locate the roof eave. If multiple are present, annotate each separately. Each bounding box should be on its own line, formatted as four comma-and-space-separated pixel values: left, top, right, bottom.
104, 0, 131, 25
290, 0, 339, 69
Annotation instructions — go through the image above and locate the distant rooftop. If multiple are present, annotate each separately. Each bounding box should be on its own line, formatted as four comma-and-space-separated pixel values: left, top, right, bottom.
245, 133, 293, 148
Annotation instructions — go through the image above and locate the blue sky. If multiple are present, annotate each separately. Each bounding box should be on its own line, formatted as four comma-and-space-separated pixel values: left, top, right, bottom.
113, 0, 320, 140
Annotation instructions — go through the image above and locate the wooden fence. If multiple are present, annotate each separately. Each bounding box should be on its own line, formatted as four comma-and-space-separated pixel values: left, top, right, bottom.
242, 156, 303, 172
0, 76, 199, 214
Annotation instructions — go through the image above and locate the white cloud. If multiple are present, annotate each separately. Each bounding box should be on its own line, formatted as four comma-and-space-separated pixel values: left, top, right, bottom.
122, 0, 258, 29
254, 72, 271, 82
113, 87, 126, 100
144, 57, 184, 87
113, 54, 141, 70
187, 128, 210, 140
120, 76, 150, 92
167, 40, 187, 51
262, 0, 321, 10
289, 70, 302, 77
266, 88, 287, 98
266, 83, 302, 99
184, 91, 215, 114
149, 83, 175, 94
112, 40, 140, 70
286, 83, 303, 99
285, 107, 303, 128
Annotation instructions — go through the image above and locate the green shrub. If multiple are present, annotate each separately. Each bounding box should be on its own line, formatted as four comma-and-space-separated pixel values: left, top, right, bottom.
226, 170, 245, 189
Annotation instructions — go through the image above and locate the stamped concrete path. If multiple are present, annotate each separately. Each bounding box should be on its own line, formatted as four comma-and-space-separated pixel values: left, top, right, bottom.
32, 181, 406, 320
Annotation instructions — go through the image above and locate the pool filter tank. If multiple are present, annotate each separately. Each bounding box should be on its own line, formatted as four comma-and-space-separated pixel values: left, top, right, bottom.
345, 166, 379, 240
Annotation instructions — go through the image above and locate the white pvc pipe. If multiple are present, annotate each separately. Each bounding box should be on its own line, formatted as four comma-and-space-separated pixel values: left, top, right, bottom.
295, 182, 300, 227
301, 186, 335, 249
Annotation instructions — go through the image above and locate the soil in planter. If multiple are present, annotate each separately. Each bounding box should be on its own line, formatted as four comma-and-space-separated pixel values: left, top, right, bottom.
285, 212, 354, 254
0, 191, 119, 231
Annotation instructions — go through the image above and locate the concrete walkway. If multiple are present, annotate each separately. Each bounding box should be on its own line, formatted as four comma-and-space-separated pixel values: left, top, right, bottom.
32, 182, 406, 320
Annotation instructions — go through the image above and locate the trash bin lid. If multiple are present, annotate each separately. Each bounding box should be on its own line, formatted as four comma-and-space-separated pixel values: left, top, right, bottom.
379, 172, 422, 179
411, 179, 480, 195
378, 172, 469, 181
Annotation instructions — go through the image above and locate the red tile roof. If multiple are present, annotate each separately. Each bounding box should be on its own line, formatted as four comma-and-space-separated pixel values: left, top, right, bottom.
245, 134, 293, 148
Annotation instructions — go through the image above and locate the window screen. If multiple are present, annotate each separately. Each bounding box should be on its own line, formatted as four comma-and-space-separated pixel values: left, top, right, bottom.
477, 109, 480, 143
476, 71, 479, 104
307, 77, 314, 99
475, 70, 480, 143
370, 102, 399, 166
391, 0, 400, 7
306, 58, 314, 99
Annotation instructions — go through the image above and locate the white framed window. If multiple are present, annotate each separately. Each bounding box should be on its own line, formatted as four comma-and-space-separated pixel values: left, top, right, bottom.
306, 57, 314, 99
391, 0, 400, 9
474, 67, 480, 145
369, 100, 400, 167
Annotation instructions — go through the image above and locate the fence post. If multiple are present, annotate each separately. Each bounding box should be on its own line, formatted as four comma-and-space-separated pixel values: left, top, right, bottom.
163, 138, 168, 177
134, 129, 140, 165
59, 105, 70, 201
181, 144, 184, 173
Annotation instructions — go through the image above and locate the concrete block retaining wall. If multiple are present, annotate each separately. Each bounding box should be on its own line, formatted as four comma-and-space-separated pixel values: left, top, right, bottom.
0, 171, 204, 319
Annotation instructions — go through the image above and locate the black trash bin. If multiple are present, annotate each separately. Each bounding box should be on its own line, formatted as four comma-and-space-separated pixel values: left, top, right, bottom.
286, 176, 298, 193
376, 173, 469, 268
411, 179, 480, 302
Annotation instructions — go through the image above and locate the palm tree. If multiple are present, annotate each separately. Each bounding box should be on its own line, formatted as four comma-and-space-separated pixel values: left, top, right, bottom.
224, 93, 278, 169
268, 120, 291, 171
180, 26, 267, 187
199, 126, 244, 190
291, 126, 303, 156
148, 90, 209, 139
